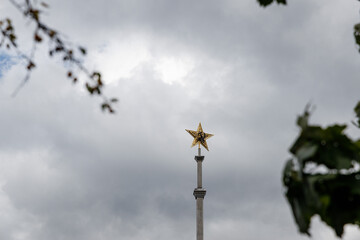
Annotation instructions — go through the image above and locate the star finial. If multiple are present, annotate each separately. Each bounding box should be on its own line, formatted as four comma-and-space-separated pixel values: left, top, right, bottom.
185, 123, 214, 151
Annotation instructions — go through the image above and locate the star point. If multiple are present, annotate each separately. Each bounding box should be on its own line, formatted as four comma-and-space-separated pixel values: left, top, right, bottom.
185, 122, 214, 151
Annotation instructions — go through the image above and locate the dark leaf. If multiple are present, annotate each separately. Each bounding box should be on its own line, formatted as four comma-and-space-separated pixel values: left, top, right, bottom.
257, 0, 286, 7
257, 0, 274, 6
27, 61, 36, 70
78, 46, 86, 55
101, 103, 109, 111
9, 33, 16, 42
55, 46, 64, 52
31, 10, 40, 21
85, 83, 94, 94
94, 87, 101, 94
101, 103, 115, 113
5, 25, 13, 31
34, 34, 42, 42
92, 72, 101, 79
48, 30, 56, 38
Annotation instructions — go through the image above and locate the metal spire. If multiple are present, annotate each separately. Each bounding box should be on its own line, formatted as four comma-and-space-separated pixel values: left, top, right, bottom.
186, 123, 213, 240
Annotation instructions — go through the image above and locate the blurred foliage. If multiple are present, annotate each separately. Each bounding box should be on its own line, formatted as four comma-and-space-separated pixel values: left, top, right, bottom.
0, 0, 117, 113
257, 0, 286, 7
354, 101, 360, 127
256, 0, 360, 237
283, 103, 360, 237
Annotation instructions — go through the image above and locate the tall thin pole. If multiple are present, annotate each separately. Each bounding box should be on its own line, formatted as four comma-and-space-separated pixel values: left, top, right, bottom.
185, 123, 213, 240
194, 146, 206, 240
197, 147, 202, 188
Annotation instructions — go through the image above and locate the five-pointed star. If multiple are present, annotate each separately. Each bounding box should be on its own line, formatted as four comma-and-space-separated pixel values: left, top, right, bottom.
185, 123, 214, 151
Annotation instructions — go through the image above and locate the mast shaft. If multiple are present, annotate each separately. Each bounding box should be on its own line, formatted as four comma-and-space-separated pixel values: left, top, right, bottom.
194, 150, 206, 240
197, 160, 202, 188
196, 198, 204, 240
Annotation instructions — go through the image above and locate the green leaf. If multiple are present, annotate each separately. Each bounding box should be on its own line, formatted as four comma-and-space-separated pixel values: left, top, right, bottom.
284, 175, 313, 236
92, 72, 101, 79
284, 106, 360, 237
354, 24, 360, 51
85, 83, 94, 94
290, 123, 358, 170
295, 142, 317, 164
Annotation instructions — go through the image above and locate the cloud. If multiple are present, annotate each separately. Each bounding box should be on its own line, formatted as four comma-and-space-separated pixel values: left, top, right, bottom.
155, 55, 195, 85
0, 0, 360, 240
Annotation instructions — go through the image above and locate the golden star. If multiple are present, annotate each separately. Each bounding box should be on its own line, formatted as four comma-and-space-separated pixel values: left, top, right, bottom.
185, 123, 214, 151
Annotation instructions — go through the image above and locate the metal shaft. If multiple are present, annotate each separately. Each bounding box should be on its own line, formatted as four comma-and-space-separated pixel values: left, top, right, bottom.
196, 198, 204, 240
197, 159, 202, 188
194, 147, 206, 240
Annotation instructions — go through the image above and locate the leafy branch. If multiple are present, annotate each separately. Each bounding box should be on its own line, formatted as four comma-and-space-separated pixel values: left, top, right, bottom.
256, 0, 360, 237
283, 104, 360, 237
1, 0, 117, 113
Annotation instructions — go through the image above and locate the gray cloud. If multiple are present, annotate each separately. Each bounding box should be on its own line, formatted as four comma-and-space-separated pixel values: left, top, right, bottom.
0, 0, 360, 239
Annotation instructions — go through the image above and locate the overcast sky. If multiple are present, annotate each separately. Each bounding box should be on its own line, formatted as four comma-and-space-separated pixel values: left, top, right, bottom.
1, 0, 360, 239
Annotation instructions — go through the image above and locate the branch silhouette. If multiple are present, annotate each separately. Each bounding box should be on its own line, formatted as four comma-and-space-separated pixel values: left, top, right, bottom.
1, 0, 117, 113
